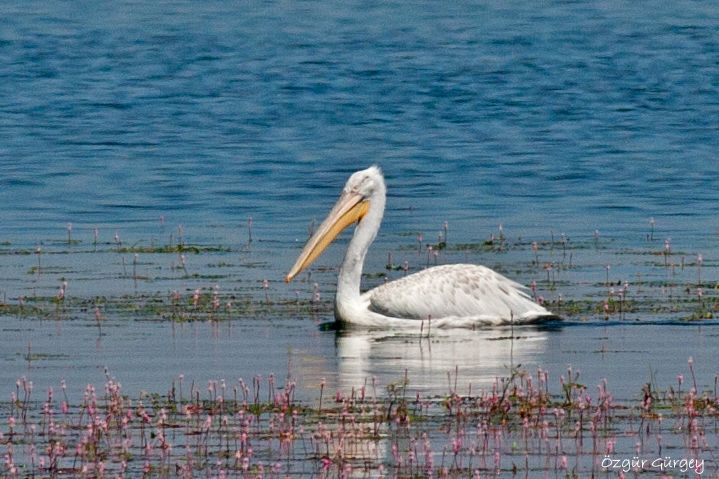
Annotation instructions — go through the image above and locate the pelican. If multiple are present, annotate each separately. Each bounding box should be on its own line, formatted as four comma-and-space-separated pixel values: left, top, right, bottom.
285, 166, 556, 328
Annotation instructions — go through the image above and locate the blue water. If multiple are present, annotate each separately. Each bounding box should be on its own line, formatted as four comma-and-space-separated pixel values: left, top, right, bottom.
1, 2, 719, 405
2, 1, 719, 245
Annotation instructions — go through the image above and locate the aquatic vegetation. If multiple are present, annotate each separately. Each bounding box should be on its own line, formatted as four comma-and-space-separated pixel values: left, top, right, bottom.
115, 244, 232, 255
0, 364, 715, 478
1, 225, 719, 325
0, 293, 333, 324
1, 224, 718, 477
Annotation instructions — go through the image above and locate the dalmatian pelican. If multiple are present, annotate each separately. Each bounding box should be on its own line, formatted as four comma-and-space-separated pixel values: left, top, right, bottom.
285, 166, 556, 328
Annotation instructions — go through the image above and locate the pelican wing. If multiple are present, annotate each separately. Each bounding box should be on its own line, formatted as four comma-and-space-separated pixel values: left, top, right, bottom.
365, 264, 551, 323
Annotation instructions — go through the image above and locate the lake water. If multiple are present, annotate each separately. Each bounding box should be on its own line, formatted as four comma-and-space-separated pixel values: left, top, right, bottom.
1, 1, 719, 407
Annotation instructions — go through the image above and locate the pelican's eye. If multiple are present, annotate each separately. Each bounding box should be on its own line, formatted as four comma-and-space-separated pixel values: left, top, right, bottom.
357, 177, 374, 197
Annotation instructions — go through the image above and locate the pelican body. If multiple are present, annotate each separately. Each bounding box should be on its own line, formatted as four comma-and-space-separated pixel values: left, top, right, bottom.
286, 166, 556, 328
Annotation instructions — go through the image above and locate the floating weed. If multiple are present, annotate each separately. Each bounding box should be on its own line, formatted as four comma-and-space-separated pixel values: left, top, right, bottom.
116, 244, 231, 254
25, 266, 72, 276
0, 292, 332, 324
0, 303, 50, 320
1, 244, 230, 257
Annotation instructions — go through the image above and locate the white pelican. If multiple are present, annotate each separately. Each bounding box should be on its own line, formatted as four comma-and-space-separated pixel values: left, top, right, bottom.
285, 166, 556, 328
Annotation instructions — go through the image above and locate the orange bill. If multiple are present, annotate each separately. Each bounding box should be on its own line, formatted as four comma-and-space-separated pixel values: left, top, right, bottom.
285, 191, 369, 282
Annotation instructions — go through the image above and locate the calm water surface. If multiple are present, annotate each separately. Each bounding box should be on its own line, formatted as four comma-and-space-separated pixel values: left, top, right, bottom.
1, 1, 719, 403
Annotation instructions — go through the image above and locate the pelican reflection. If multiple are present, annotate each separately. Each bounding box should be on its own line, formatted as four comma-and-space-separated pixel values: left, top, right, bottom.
335, 327, 550, 396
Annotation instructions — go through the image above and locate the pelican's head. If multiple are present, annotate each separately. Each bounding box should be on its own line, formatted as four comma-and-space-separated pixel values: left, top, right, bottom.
285, 166, 384, 283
